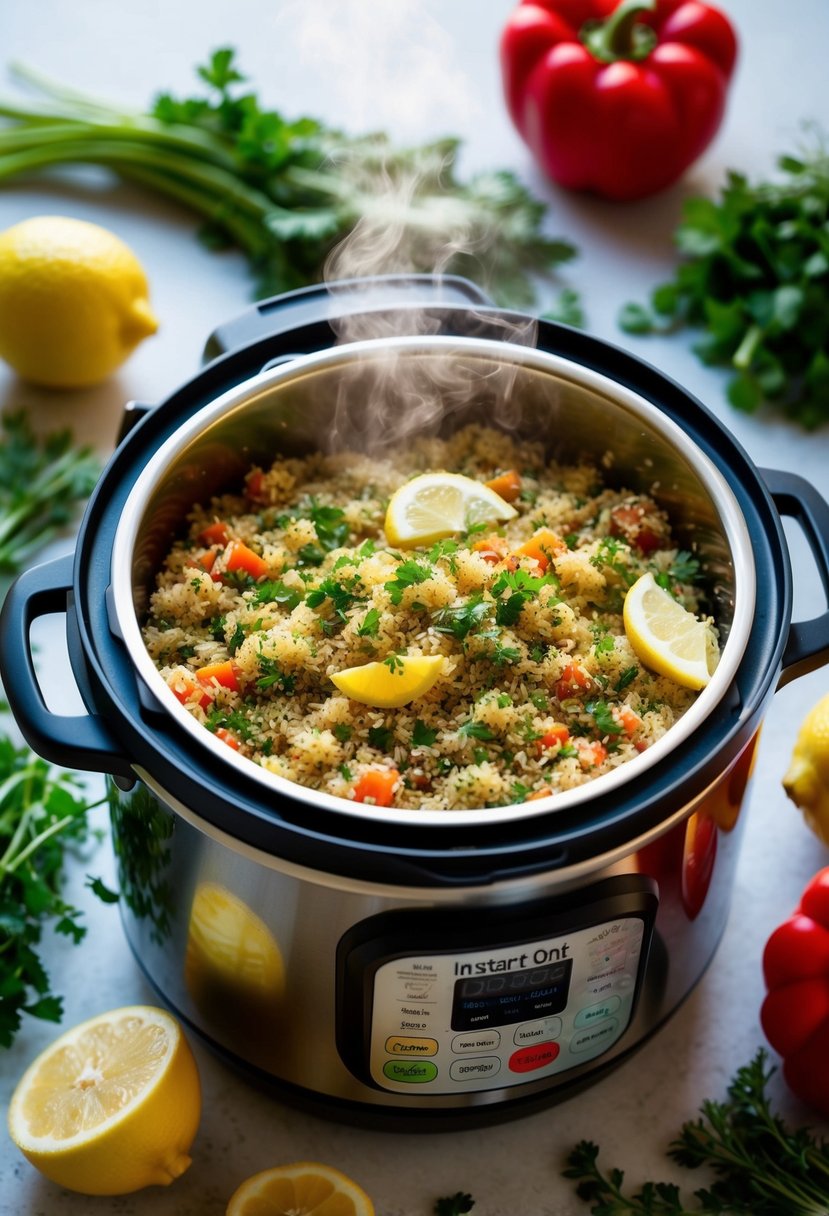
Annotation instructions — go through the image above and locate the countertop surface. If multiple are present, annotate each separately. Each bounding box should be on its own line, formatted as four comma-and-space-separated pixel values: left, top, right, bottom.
1, 3, 828, 1214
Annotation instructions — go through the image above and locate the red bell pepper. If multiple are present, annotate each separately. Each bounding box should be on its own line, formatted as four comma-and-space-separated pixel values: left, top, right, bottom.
761, 867, 829, 1117
500, 0, 738, 201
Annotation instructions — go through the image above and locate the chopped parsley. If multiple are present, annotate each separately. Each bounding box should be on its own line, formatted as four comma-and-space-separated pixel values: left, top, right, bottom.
305, 574, 365, 624
252, 579, 303, 609
655, 550, 701, 588
256, 656, 295, 693
205, 707, 254, 740
412, 719, 438, 748
458, 719, 496, 742
385, 558, 433, 605
356, 607, 381, 637
586, 699, 622, 737
227, 623, 246, 655
491, 567, 557, 626
591, 536, 637, 586
383, 653, 405, 675
333, 724, 352, 743
615, 665, 639, 692
368, 725, 394, 751
432, 595, 491, 640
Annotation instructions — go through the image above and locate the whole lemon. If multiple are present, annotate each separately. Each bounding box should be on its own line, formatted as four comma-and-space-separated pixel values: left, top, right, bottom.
0, 215, 158, 388
783, 691, 829, 845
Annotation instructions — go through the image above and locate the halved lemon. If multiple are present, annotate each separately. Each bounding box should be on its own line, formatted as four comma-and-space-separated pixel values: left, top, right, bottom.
331, 655, 444, 708
384, 471, 518, 547
226, 1162, 374, 1216
623, 572, 719, 691
7, 1005, 200, 1196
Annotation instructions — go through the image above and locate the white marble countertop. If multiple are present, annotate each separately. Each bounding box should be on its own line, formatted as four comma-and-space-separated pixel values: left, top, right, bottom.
0, 2, 828, 1213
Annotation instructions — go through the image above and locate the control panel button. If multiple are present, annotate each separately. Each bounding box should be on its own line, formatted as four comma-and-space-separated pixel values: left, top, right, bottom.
451, 1031, 501, 1054
449, 1056, 501, 1082
385, 1036, 439, 1057
513, 1016, 562, 1046
508, 1041, 560, 1073
573, 997, 621, 1029
570, 1018, 619, 1054
382, 1059, 438, 1084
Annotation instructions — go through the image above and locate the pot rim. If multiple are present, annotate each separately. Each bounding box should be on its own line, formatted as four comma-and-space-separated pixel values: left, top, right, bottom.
110, 335, 756, 828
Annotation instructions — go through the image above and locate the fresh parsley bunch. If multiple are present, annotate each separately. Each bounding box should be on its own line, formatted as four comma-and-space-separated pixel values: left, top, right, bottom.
621, 134, 829, 429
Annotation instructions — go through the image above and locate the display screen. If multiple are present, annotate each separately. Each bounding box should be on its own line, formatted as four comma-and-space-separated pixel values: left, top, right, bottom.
451, 958, 573, 1031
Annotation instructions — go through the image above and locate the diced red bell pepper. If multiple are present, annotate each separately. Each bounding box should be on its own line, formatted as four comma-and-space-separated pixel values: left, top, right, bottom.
537, 723, 570, 754
609, 503, 662, 554
555, 662, 592, 701
198, 520, 231, 546
214, 726, 241, 750
168, 671, 211, 710
576, 739, 608, 768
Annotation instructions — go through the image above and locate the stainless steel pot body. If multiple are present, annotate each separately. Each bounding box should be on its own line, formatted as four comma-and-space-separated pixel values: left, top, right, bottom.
109, 735, 756, 1124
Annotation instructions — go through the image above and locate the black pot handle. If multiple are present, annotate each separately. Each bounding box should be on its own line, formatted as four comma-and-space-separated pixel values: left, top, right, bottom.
0, 554, 132, 775
762, 469, 829, 688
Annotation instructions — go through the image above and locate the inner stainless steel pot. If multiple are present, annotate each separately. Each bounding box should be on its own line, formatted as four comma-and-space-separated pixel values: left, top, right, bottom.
110, 336, 755, 826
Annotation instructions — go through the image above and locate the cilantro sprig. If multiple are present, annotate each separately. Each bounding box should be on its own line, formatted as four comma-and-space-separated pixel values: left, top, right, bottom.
620, 135, 829, 428
0, 732, 112, 1047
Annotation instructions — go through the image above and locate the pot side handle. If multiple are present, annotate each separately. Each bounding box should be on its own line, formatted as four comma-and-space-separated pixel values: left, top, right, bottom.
762, 469, 829, 688
0, 555, 132, 776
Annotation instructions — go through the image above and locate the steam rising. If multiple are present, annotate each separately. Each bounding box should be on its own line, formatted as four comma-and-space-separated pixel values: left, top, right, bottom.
283, 0, 538, 453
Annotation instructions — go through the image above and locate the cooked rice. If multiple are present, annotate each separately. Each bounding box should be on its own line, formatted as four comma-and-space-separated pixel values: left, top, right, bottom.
142, 425, 715, 810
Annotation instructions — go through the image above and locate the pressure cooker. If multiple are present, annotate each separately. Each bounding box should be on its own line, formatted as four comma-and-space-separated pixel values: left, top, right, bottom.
2, 275, 828, 1128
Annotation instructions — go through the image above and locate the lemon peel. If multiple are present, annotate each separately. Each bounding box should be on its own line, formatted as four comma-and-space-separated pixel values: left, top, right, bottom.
783, 692, 829, 845
384, 471, 518, 547
226, 1162, 375, 1216
0, 215, 158, 388
623, 572, 719, 691
7, 1005, 200, 1196
331, 655, 445, 708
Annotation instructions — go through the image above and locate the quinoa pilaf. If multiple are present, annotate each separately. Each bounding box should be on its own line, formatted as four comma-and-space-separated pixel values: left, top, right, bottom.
143, 425, 716, 810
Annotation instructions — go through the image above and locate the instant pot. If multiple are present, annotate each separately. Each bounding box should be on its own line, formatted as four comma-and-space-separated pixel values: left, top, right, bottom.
2, 275, 828, 1128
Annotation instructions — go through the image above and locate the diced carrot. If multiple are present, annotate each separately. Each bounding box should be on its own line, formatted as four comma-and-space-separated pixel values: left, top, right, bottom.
196, 660, 240, 693
616, 706, 642, 736
485, 469, 522, 503
198, 549, 217, 572
353, 767, 401, 807
472, 535, 509, 564
576, 739, 608, 768
225, 540, 269, 581
513, 527, 565, 573
526, 786, 553, 801
555, 662, 592, 701
634, 739, 649, 753
169, 671, 211, 710
536, 723, 570, 754
215, 727, 240, 750
198, 520, 231, 546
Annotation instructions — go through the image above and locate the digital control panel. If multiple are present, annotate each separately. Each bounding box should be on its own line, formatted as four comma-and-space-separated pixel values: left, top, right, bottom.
367, 915, 646, 1094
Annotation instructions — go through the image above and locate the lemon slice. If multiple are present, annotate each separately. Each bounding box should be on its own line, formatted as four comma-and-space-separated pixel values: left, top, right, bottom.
7, 1005, 200, 1196
331, 655, 444, 707
623, 572, 719, 690
384, 471, 518, 547
226, 1162, 374, 1216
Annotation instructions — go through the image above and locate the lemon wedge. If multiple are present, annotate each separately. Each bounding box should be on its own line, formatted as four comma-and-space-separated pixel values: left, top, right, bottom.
783, 692, 829, 845
226, 1162, 374, 1216
623, 572, 719, 690
331, 655, 444, 708
7, 1005, 200, 1196
384, 471, 518, 547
